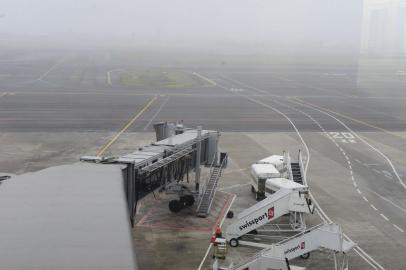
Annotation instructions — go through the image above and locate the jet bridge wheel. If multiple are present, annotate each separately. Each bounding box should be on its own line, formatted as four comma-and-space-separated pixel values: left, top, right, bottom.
300, 253, 310, 259
169, 200, 182, 213
229, 238, 239, 247
180, 195, 195, 207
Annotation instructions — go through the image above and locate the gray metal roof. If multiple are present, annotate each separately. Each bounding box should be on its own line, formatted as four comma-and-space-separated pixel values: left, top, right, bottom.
154, 129, 212, 147
115, 129, 216, 166
0, 163, 137, 270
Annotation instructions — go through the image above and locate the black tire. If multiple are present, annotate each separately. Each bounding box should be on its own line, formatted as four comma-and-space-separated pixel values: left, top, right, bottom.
300, 252, 310, 259
256, 194, 265, 201
182, 195, 195, 206
229, 238, 239, 247
169, 200, 181, 213
226, 211, 234, 219
248, 229, 258, 235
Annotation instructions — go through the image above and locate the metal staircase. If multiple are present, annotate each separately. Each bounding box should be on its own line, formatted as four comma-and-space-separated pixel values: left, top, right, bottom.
290, 162, 303, 184
196, 156, 227, 217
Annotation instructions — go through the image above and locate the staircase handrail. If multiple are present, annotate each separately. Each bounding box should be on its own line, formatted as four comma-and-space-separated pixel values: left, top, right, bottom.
196, 153, 218, 211
286, 152, 293, 181
298, 150, 306, 184
205, 154, 227, 211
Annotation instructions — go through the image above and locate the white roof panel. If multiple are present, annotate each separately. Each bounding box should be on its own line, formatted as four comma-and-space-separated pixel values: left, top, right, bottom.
266, 177, 306, 190
251, 163, 280, 179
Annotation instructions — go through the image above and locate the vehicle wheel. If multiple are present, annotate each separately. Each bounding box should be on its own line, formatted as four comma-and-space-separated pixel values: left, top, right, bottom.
182, 195, 195, 206
300, 253, 310, 259
169, 200, 181, 213
249, 229, 258, 235
229, 238, 239, 247
226, 211, 234, 219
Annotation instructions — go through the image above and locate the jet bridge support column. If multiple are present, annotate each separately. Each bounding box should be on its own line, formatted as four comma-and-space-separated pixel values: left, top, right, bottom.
195, 126, 202, 192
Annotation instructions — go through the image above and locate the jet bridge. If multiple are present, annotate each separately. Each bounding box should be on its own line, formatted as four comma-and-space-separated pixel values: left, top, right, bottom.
81, 122, 226, 224
218, 223, 355, 270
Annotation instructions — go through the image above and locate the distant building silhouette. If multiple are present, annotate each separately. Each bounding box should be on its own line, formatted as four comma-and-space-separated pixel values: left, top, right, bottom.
361, 0, 406, 57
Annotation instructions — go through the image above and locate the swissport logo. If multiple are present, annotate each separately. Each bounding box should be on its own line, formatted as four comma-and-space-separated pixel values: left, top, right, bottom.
238, 207, 274, 231
268, 207, 274, 219
285, 241, 306, 255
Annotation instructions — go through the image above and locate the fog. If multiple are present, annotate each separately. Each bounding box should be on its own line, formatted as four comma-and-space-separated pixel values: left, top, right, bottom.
0, 0, 364, 54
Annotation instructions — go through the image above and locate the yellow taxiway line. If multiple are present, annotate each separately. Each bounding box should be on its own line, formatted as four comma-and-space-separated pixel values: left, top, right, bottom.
96, 95, 157, 157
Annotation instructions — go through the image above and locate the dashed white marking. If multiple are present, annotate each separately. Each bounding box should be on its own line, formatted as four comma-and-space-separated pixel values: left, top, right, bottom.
349, 164, 352, 170
384, 174, 393, 179
356, 188, 362, 194
362, 196, 369, 202
369, 190, 406, 214
393, 224, 404, 233
373, 169, 382, 174
380, 214, 389, 221
370, 204, 378, 211
350, 170, 353, 175
353, 182, 358, 188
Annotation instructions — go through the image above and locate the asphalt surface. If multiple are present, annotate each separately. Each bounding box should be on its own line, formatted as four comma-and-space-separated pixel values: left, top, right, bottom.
1, 49, 405, 269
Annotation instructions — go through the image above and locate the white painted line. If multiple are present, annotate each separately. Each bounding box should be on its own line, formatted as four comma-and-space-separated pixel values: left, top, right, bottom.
349, 164, 352, 170
362, 196, 369, 202
371, 204, 378, 211
345, 155, 349, 160
369, 190, 406, 214
380, 214, 389, 221
393, 224, 404, 233
292, 98, 406, 190
356, 188, 362, 194
384, 174, 393, 179
351, 176, 355, 181
373, 169, 382, 174
218, 183, 251, 191
350, 170, 353, 176
353, 248, 382, 270
38, 62, 60, 81
347, 160, 351, 165
193, 71, 217, 86
353, 182, 358, 188
197, 194, 236, 270
143, 96, 170, 130
106, 68, 124, 86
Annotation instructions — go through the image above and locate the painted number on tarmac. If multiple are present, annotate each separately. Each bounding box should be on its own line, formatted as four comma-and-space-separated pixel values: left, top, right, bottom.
329, 132, 356, 143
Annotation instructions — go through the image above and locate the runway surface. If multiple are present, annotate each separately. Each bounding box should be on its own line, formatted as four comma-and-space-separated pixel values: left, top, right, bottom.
1, 49, 405, 269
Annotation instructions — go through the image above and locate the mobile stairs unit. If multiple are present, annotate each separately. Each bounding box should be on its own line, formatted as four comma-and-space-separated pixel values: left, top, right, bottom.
196, 153, 228, 217
215, 223, 356, 270
225, 184, 314, 248
250, 152, 311, 234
